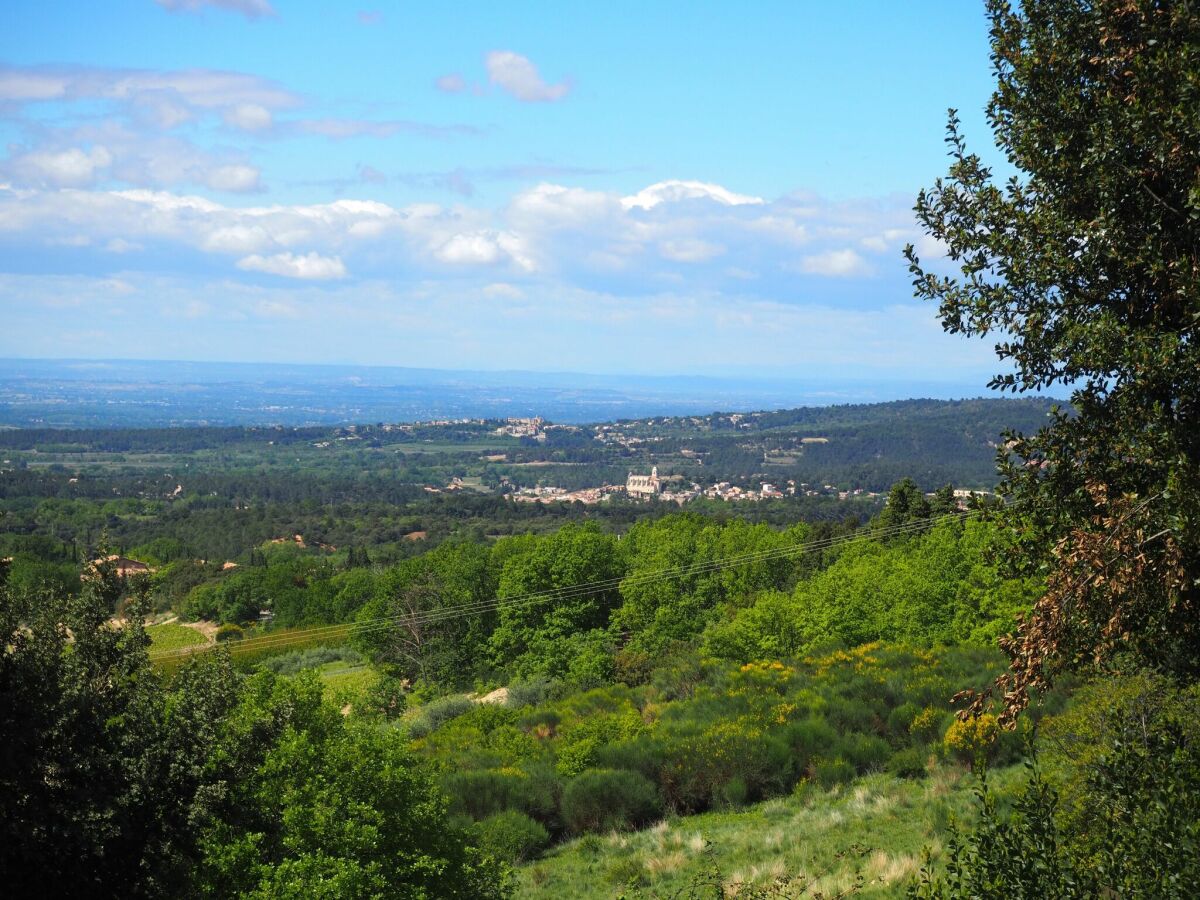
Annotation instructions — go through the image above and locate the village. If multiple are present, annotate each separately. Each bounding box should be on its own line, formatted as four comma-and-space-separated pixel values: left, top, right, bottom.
509, 465, 890, 506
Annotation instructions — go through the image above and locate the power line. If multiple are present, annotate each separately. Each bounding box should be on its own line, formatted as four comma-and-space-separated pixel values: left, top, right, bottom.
149, 509, 981, 661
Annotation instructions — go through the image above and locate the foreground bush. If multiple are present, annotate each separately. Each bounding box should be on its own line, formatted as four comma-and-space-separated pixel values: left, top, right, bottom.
473, 810, 550, 863
562, 768, 662, 834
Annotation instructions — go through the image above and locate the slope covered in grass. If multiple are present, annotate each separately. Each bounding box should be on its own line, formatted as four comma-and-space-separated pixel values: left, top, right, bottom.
517, 765, 1022, 898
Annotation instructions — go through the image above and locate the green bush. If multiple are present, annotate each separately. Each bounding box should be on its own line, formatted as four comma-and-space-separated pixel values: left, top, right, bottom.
784, 716, 838, 763
561, 768, 661, 834
812, 757, 855, 790
472, 809, 549, 863
259, 644, 362, 675
593, 737, 663, 783
887, 702, 922, 738
840, 732, 892, 773
443, 769, 532, 821
507, 677, 556, 709
715, 775, 749, 808
356, 672, 407, 719
886, 746, 928, 779
824, 696, 877, 734
409, 693, 474, 738
214, 623, 244, 643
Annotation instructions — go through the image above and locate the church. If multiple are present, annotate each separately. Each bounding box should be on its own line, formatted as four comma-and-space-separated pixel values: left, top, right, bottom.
626, 466, 661, 498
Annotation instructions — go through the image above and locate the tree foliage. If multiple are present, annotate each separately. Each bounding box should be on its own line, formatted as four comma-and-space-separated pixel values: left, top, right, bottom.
906, 0, 1200, 722
0, 560, 508, 898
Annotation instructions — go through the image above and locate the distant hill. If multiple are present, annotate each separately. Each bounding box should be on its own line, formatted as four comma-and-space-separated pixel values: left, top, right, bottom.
0, 357, 1018, 428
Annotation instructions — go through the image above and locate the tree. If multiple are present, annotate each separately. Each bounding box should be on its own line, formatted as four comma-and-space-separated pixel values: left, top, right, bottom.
875, 478, 932, 531
196, 671, 509, 899
356, 541, 496, 688
0, 558, 240, 897
906, 0, 1200, 723
0, 557, 511, 898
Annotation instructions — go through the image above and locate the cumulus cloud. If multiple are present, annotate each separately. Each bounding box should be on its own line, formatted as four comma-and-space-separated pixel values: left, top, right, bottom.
237, 251, 347, 280
799, 248, 870, 277
155, 0, 277, 20
0, 177, 920, 297
224, 102, 274, 131
206, 164, 262, 193
10, 145, 112, 187
436, 231, 534, 271
622, 180, 764, 211
659, 238, 725, 263
485, 51, 571, 102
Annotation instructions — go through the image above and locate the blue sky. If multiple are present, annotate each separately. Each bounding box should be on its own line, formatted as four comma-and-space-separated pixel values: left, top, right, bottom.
0, 0, 1006, 384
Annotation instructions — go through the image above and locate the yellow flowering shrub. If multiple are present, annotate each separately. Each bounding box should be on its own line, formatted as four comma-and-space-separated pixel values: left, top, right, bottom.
943, 713, 999, 764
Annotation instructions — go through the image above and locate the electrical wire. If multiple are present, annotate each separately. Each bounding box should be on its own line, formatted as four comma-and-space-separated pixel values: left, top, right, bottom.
149, 508, 984, 662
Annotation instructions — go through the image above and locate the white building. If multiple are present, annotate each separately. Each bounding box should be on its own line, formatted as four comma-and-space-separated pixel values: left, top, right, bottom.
626, 466, 662, 498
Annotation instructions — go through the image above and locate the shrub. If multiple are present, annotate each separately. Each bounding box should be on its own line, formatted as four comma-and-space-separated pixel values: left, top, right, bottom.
506, 677, 556, 709
840, 732, 892, 773
715, 775, 749, 808
594, 737, 663, 783
886, 746, 928, 779
259, 645, 362, 675
943, 714, 999, 767
472, 810, 549, 863
409, 694, 474, 738
562, 769, 661, 834
517, 709, 561, 738
443, 769, 531, 821
887, 702, 921, 738
909, 706, 946, 741
357, 672, 407, 719
784, 716, 838, 763
812, 757, 855, 790
215, 623, 244, 643
824, 696, 877, 734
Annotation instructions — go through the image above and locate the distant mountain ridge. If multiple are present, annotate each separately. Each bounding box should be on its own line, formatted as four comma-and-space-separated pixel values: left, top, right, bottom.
0, 358, 1027, 428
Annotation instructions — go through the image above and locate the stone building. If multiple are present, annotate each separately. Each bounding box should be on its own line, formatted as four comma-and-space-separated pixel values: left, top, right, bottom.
626, 466, 662, 498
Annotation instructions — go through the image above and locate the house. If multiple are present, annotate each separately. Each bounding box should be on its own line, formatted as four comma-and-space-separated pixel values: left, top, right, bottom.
90, 555, 152, 578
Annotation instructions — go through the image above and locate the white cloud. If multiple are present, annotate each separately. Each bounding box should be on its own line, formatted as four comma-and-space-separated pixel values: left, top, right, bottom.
0, 64, 299, 114
290, 118, 479, 140
913, 233, 949, 260
105, 238, 143, 253
0, 177, 914, 295
206, 164, 263, 193
485, 51, 571, 102
435, 73, 467, 94
659, 238, 725, 263
11, 145, 112, 187
236, 251, 346, 280
155, 0, 277, 20
224, 103, 274, 131
509, 183, 618, 228
621, 180, 764, 210
483, 282, 524, 299
799, 248, 870, 277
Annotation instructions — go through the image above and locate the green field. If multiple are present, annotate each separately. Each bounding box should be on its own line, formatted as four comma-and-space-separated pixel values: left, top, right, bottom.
146, 622, 208, 651
518, 766, 1020, 899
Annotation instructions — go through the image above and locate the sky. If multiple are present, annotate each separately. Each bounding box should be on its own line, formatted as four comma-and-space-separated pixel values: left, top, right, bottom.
0, 1, 1008, 385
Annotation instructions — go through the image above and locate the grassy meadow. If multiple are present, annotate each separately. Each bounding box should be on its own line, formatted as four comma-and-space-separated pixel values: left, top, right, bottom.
517, 766, 1022, 898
